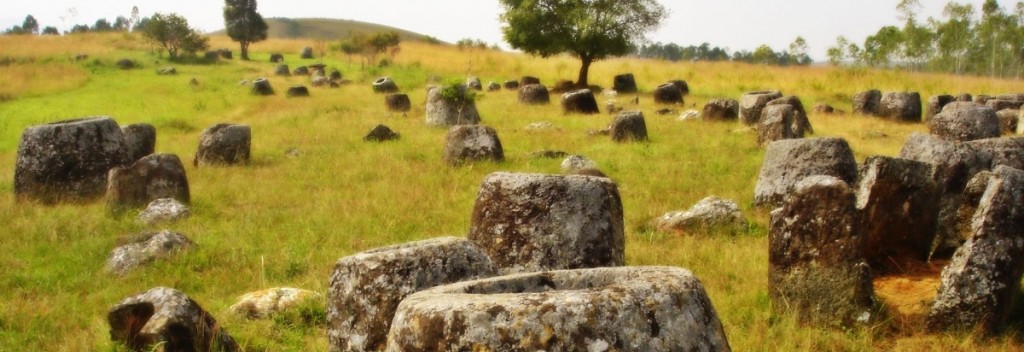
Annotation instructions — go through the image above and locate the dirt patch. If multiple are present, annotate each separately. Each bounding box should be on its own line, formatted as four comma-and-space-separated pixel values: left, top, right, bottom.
873, 259, 947, 333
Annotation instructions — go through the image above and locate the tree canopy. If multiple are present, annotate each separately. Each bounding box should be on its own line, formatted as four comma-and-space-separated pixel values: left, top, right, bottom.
499, 0, 668, 86
141, 13, 209, 59
333, 31, 401, 69
224, 0, 268, 60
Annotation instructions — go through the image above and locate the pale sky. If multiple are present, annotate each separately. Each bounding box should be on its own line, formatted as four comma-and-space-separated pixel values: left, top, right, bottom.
0, 1, 1017, 60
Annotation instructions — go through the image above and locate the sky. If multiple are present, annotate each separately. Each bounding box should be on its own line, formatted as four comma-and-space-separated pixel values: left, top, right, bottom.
0, 0, 1018, 60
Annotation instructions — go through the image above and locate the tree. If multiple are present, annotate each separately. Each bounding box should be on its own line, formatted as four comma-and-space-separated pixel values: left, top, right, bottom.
141, 13, 210, 59
826, 36, 849, 65
499, 0, 667, 87
129, 6, 140, 31
863, 26, 903, 67
334, 31, 401, 68
788, 36, 813, 65
223, 0, 268, 60
22, 15, 39, 35
41, 26, 59, 35
113, 16, 130, 31
93, 18, 113, 32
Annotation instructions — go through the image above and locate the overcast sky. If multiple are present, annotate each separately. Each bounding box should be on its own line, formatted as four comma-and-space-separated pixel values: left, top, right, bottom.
0, 0, 1017, 60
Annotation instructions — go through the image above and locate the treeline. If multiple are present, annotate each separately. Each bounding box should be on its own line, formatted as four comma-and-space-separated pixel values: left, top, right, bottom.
4, 8, 144, 35
828, 0, 1024, 78
635, 37, 813, 66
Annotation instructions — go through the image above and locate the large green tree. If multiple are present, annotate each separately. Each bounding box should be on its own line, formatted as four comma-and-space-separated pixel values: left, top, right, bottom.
499, 0, 667, 87
141, 13, 209, 59
224, 0, 268, 60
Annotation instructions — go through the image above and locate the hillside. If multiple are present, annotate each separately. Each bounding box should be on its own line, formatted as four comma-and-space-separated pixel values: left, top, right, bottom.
212, 17, 438, 42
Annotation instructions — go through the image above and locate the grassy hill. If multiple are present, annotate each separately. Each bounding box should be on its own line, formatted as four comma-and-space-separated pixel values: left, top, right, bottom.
1, 32, 1024, 350
211, 17, 439, 43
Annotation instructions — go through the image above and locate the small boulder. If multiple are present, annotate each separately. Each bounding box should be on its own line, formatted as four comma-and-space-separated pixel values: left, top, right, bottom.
106, 154, 190, 213
926, 94, 955, 121
105, 230, 193, 275
486, 81, 500, 91
520, 76, 541, 86
274, 64, 290, 76
364, 124, 400, 142
137, 198, 191, 225
853, 89, 882, 116
610, 110, 648, 142
956, 93, 973, 102
813, 103, 835, 114
442, 125, 504, 166
529, 150, 568, 159
329, 69, 342, 81
928, 105, 1000, 142
613, 73, 637, 93
300, 46, 314, 59
385, 93, 411, 112
194, 123, 251, 167
157, 66, 176, 75
561, 89, 600, 114
311, 75, 330, 87
560, 155, 597, 174
768, 96, 813, 135
292, 66, 309, 75
230, 288, 320, 318
121, 123, 156, 163
426, 85, 481, 127
286, 85, 310, 97
372, 77, 399, 93
669, 79, 690, 95
758, 104, 797, 147
108, 287, 238, 352
656, 196, 746, 234
974, 95, 992, 104
269, 53, 284, 62
740, 90, 783, 125
251, 77, 274, 95
878, 91, 923, 122
518, 84, 550, 105
702, 99, 740, 121
465, 76, 482, 91
754, 138, 858, 207
653, 82, 684, 104
503, 80, 520, 90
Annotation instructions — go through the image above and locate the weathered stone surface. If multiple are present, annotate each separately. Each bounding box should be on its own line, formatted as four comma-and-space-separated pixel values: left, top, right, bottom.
230, 288, 320, 319
758, 104, 797, 147
372, 77, 399, 93
656, 196, 746, 234
106, 153, 190, 213
974, 95, 992, 104
286, 85, 309, 97
524, 121, 557, 131
520, 76, 541, 86
610, 110, 648, 142
486, 81, 500, 91
293, 66, 310, 75
108, 287, 238, 351
853, 89, 882, 116
364, 124, 400, 142
968, 137, 1024, 176
300, 46, 314, 59
105, 230, 193, 275
956, 93, 973, 102
465, 76, 482, 91
518, 84, 550, 105
928, 105, 1000, 142
855, 156, 939, 265
137, 198, 191, 225
468, 172, 625, 274
327, 237, 496, 352
878, 91, 922, 122
813, 103, 835, 114
996, 93, 1024, 101
552, 80, 576, 93
669, 79, 690, 95
768, 96, 813, 135
561, 89, 600, 114
503, 80, 520, 90
996, 109, 1018, 135
426, 85, 481, 127
274, 64, 290, 76
740, 90, 783, 125
613, 73, 637, 93
769, 176, 876, 327
927, 166, 1024, 334
443, 125, 503, 166
679, 110, 700, 120
985, 99, 1024, 112
384, 93, 411, 112
653, 82, 684, 104
754, 138, 858, 207
702, 99, 740, 121
329, 69, 343, 80
15, 117, 130, 204
251, 77, 273, 95
311, 75, 330, 87
560, 155, 598, 174
121, 123, 156, 163
926, 94, 955, 121
941, 101, 982, 112
269, 53, 284, 62
529, 150, 569, 159
387, 266, 732, 352
194, 124, 251, 167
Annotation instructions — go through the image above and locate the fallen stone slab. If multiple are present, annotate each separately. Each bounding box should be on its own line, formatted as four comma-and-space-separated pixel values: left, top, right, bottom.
105, 230, 193, 275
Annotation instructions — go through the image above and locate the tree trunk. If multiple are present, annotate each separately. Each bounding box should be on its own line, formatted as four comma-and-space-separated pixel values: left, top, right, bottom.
240, 41, 249, 60
576, 56, 593, 88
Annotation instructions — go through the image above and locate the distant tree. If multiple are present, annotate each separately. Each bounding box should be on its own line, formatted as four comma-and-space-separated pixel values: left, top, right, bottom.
5, 25, 24, 35
93, 18, 113, 32
499, 0, 668, 87
335, 31, 401, 68
751, 45, 777, 65
129, 6, 141, 31
133, 16, 150, 32
826, 36, 849, 65
113, 16, 130, 31
223, 0, 268, 60
68, 24, 90, 34
862, 26, 903, 67
22, 15, 39, 35
41, 26, 59, 35
141, 13, 210, 59
456, 38, 489, 50
788, 36, 813, 65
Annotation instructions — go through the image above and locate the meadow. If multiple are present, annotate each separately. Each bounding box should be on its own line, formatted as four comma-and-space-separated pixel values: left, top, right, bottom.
2, 32, 1024, 351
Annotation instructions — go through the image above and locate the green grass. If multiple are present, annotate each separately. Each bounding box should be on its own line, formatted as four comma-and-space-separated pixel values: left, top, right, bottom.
2, 33, 1024, 351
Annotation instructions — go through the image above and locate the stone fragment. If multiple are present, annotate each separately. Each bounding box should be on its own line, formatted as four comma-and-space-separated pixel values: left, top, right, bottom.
955, 93, 973, 102
121, 123, 156, 163
293, 66, 309, 75
157, 66, 176, 75
442, 125, 503, 166
702, 99, 740, 120
518, 84, 550, 105
116, 59, 135, 70
269, 53, 284, 62
529, 150, 568, 159
105, 230, 193, 275
561, 89, 600, 114
230, 287, 320, 318
855, 156, 939, 265
928, 105, 1000, 142
853, 89, 881, 116
364, 124, 400, 142
878, 91, 922, 122
372, 77, 399, 93
426, 85, 481, 127
327, 237, 496, 352
656, 196, 746, 234
613, 73, 637, 93
387, 267, 732, 352
653, 82, 683, 104
137, 198, 191, 225
813, 103, 835, 114
486, 81, 500, 91
108, 287, 238, 351
194, 123, 251, 167
106, 154, 190, 213
926, 95, 955, 121
974, 95, 992, 104
740, 90, 783, 125
754, 138, 858, 207
610, 110, 648, 142
468, 172, 624, 274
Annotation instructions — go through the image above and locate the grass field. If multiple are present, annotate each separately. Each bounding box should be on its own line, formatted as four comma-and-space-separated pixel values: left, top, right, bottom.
2, 32, 1024, 351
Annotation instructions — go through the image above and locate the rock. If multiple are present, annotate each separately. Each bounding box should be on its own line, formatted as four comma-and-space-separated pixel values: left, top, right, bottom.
189, 78, 200, 86
967, 137, 1024, 178
524, 121, 557, 130
108, 287, 238, 352
292, 66, 309, 75
157, 66, 176, 75
443, 125, 503, 166
465, 77, 482, 91
571, 167, 609, 178
956, 93, 973, 102
373, 77, 399, 93
308, 63, 326, 76
286, 85, 310, 97
426, 85, 481, 127
385, 93, 411, 112
996, 93, 1024, 101
387, 266, 731, 352
517, 84, 550, 105
754, 138, 858, 207
121, 123, 156, 163
669, 79, 690, 95
926, 95, 955, 121
927, 166, 1024, 334
327, 237, 496, 352
757, 104, 797, 147
329, 69, 342, 80
613, 73, 638, 93
218, 49, 232, 59
137, 198, 191, 225
251, 77, 274, 95
520, 76, 541, 86
106, 154, 190, 213
194, 123, 251, 167
985, 99, 1024, 112
813, 103, 835, 114
878, 92, 922, 122
769, 176, 876, 327
105, 230, 193, 275
702, 99, 740, 121
941, 101, 983, 112
740, 90, 783, 125
15, 117, 130, 204
656, 196, 746, 234
551, 79, 576, 93
274, 64, 290, 76
974, 95, 992, 104
486, 81, 500, 91
997, 109, 1019, 135
610, 110, 648, 142
853, 89, 882, 116
230, 288, 319, 318
503, 80, 520, 90
529, 150, 568, 159
855, 156, 940, 266
768, 96, 813, 135
561, 89, 600, 114
311, 75, 330, 87
560, 155, 598, 174
300, 46, 314, 59
364, 124, 400, 142
679, 110, 700, 120
655, 108, 677, 115
269, 53, 284, 62
928, 105, 1000, 141
468, 172, 625, 274
653, 82, 684, 104
116, 59, 135, 70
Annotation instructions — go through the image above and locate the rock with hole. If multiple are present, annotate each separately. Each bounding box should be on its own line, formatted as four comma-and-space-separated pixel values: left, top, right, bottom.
108, 287, 238, 351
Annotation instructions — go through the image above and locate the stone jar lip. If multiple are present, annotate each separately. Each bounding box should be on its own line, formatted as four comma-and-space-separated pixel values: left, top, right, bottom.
353, 236, 465, 256
40, 116, 113, 127
375, 77, 391, 84
745, 90, 779, 96
414, 266, 696, 297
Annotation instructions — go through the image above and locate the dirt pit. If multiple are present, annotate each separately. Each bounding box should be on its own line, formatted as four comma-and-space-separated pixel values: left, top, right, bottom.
873, 258, 948, 332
